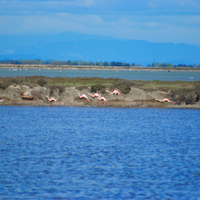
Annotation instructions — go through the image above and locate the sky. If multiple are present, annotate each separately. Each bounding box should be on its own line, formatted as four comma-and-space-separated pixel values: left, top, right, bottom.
0, 0, 200, 45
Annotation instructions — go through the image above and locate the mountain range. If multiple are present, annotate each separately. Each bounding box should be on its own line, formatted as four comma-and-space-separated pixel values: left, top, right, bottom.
0, 32, 200, 66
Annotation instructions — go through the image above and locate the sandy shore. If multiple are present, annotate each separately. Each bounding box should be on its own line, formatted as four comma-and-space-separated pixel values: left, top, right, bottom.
1, 99, 200, 109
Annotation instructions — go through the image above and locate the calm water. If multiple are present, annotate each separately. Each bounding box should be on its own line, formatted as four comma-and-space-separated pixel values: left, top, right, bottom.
0, 106, 200, 199
0, 68, 200, 81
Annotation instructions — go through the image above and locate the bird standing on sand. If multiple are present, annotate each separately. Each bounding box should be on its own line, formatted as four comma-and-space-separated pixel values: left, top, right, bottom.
98, 94, 110, 105
87, 93, 100, 98
77, 93, 90, 102
154, 98, 176, 104
46, 96, 58, 105
106, 89, 124, 98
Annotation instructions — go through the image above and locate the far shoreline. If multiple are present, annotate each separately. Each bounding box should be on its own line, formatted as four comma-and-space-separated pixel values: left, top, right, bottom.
0, 64, 200, 72
0, 100, 200, 109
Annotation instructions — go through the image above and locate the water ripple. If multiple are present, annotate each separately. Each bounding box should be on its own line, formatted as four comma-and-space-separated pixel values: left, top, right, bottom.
0, 106, 200, 199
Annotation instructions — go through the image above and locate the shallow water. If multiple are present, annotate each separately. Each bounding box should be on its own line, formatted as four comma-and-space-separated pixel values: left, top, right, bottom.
0, 68, 200, 81
0, 106, 200, 199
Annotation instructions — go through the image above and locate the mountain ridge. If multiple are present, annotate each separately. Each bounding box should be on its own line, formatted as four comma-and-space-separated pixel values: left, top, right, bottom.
0, 32, 199, 66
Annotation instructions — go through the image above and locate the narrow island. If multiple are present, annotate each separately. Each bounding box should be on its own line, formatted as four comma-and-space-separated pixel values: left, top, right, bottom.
0, 75, 199, 108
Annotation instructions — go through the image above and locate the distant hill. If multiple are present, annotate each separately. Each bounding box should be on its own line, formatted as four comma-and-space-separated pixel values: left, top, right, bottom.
0, 32, 200, 66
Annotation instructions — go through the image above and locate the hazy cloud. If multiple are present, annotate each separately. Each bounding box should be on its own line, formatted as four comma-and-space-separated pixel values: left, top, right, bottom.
0, 0, 200, 44
1, 0, 200, 14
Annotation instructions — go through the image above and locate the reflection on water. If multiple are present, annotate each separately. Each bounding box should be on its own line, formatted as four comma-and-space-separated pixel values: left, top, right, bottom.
0, 106, 200, 199
0, 68, 200, 81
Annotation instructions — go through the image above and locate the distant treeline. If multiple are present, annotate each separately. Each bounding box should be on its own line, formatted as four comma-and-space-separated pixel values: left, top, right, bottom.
0, 59, 135, 67
147, 62, 200, 68
0, 59, 199, 68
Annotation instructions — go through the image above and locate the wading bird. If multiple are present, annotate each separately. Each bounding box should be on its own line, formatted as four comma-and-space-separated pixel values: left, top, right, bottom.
98, 94, 110, 105
87, 93, 100, 98
106, 89, 124, 98
46, 96, 58, 105
77, 93, 90, 102
154, 98, 176, 104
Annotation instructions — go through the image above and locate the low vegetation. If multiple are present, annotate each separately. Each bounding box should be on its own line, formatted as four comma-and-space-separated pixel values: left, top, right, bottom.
0, 76, 199, 105
0, 76, 134, 93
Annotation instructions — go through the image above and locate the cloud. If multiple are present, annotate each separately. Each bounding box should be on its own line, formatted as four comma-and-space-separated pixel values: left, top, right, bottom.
1, 13, 200, 45
93, 0, 200, 15
1, 0, 200, 15
0, 0, 95, 14
0, 0, 200, 44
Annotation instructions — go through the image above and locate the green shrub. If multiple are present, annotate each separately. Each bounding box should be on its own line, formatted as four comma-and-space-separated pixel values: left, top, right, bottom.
3, 77, 24, 85
75, 86, 89, 91
171, 89, 198, 105
194, 81, 200, 90
91, 84, 106, 93
0, 83, 10, 90
47, 85, 66, 96
37, 79, 47, 86
113, 80, 131, 94
57, 85, 65, 94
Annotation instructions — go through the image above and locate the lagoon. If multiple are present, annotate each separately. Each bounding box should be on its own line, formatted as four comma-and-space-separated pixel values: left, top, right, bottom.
0, 68, 200, 81
0, 106, 200, 199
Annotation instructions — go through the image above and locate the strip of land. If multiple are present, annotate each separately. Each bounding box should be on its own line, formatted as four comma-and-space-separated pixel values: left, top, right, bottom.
0, 76, 199, 108
0, 64, 200, 71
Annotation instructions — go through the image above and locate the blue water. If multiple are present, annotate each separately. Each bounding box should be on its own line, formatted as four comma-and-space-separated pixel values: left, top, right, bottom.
0, 106, 200, 199
0, 68, 200, 81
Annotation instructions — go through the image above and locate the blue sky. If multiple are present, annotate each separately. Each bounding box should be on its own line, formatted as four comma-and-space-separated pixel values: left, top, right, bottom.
0, 0, 200, 45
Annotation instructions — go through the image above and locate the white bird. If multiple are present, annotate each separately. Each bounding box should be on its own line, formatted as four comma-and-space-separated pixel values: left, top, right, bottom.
77, 93, 90, 102
46, 96, 58, 105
